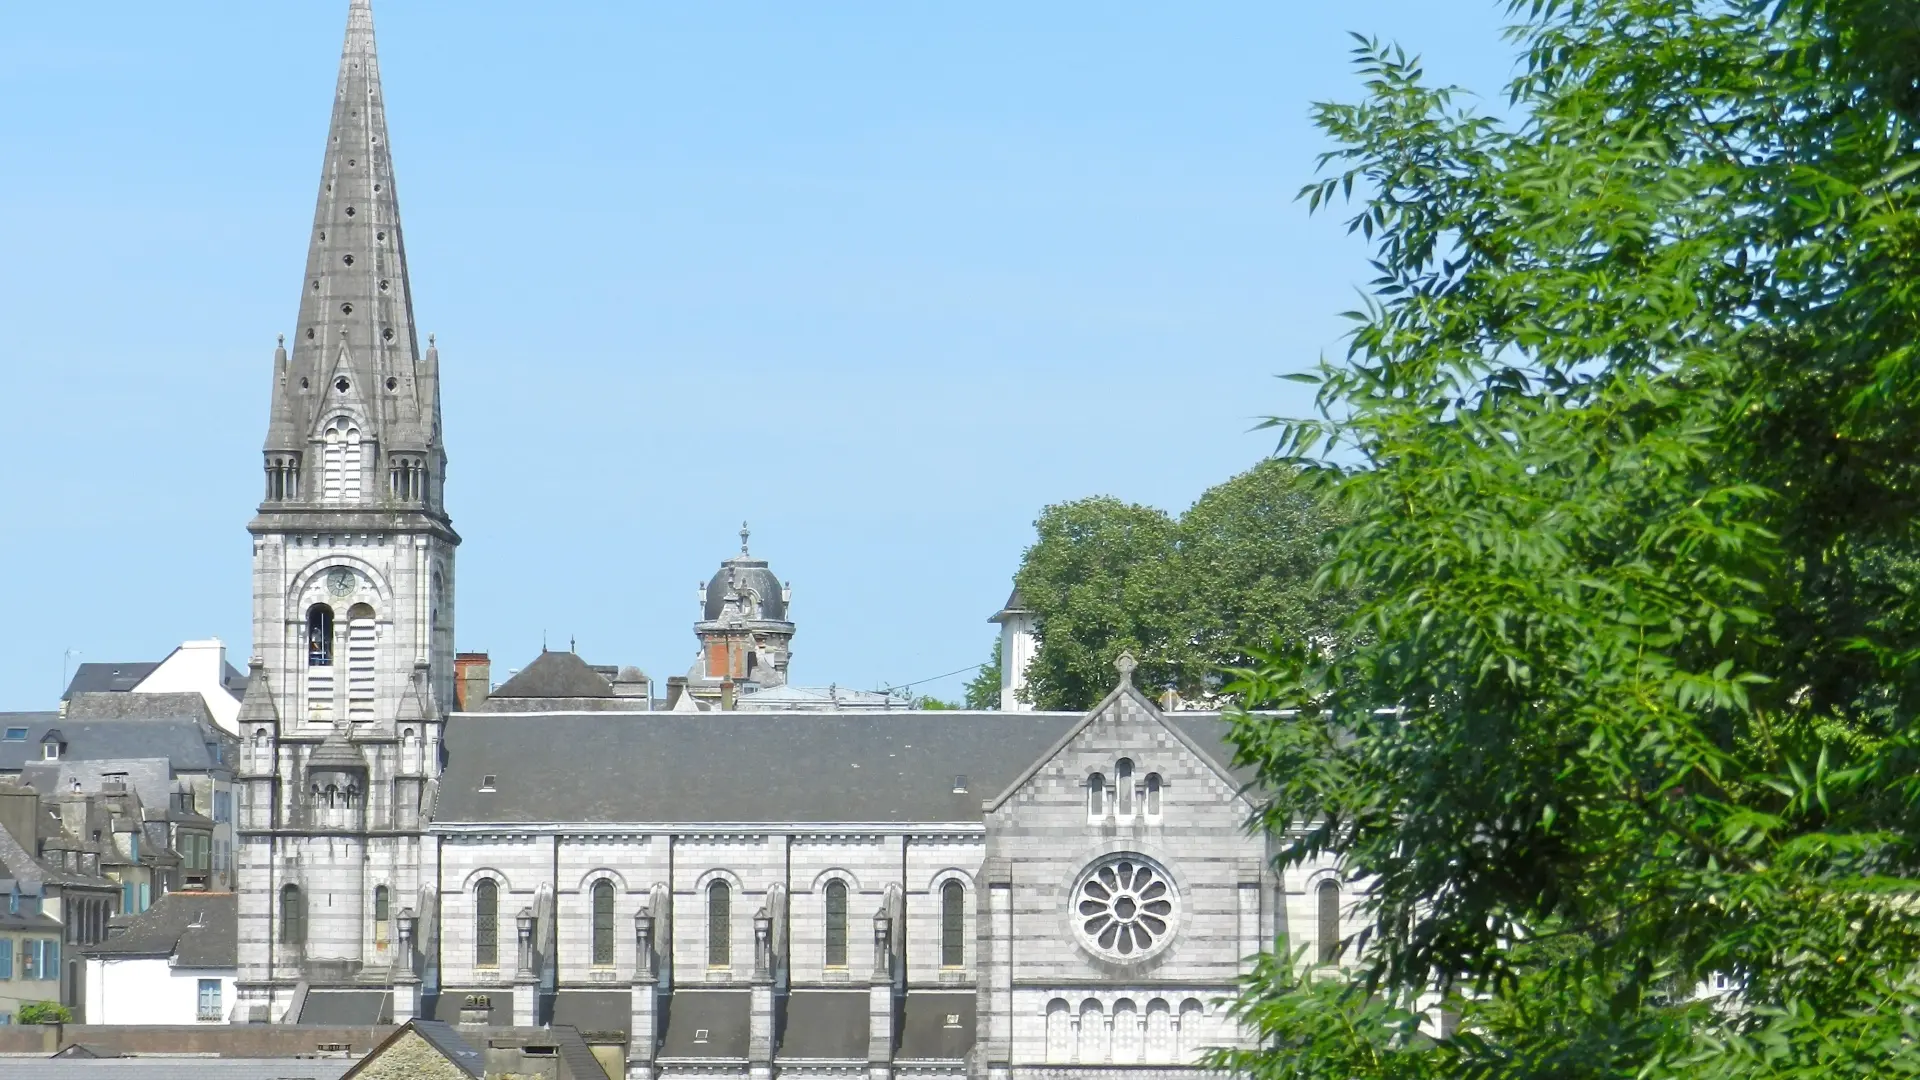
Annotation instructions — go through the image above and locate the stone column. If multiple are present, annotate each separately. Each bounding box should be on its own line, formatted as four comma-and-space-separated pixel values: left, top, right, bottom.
628, 907, 658, 1080
392, 907, 420, 1023
513, 906, 537, 1026
749, 908, 775, 1080
867, 908, 895, 1080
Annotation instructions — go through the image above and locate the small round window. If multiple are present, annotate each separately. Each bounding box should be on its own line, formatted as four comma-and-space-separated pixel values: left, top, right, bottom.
335, 377, 350, 394
1072, 853, 1178, 962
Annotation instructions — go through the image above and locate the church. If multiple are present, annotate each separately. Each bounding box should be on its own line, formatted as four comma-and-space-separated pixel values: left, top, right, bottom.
233, 4, 1349, 1077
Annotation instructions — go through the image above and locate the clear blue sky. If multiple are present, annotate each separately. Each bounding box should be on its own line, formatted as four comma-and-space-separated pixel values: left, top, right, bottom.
0, 1, 1516, 709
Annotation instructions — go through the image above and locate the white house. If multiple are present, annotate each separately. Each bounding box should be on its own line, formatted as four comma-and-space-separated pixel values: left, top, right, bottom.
85, 891, 236, 1024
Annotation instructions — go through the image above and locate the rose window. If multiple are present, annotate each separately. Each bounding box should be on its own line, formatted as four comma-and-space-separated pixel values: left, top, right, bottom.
1074, 854, 1178, 960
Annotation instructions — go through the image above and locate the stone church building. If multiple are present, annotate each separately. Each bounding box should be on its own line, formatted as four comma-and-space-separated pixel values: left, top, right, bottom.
234, 4, 1353, 1077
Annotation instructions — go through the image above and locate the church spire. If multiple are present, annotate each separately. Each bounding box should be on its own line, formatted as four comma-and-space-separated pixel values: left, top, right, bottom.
265, 0, 442, 511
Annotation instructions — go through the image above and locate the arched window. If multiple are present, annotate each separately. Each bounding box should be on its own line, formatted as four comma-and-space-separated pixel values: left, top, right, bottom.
1087, 773, 1105, 819
373, 885, 390, 944
475, 880, 499, 968
1079, 998, 1106, 1063
823, 880, 848, 967
1116, 758, 1134, 817
591, 880, 616, 966
707, 881, 731, 967
1045, 999, 1073, 1063
1111, 998, 1141, 1063
940, 880, 965, 968
279, 884, 305, 946
1145, 999, 1174, 1061
345, 603, 376, 719
306, 605, 334, 666
1316, 880, 1341, 965
1145, 773, 1163, 817
1177, 999, 1205, 1061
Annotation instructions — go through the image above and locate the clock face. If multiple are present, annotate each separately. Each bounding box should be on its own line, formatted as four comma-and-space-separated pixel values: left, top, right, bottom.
327, 568, 356, 597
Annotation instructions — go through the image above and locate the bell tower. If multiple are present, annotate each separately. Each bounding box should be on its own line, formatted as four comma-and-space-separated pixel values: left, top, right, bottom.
237, 0, 453, 1021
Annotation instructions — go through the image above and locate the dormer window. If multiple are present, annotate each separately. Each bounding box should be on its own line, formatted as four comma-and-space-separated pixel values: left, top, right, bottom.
40, 730, 65, 761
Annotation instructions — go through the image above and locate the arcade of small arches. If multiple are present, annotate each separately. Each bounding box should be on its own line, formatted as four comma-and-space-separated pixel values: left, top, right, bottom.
1043, 995, 1211, 1065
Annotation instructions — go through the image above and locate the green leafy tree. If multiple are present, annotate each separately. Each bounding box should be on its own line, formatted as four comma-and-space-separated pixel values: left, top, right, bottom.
963, 637, 1003, 710
1014, 496, 1181, 709
1218, 2, 1920, 1078
1171, 459, 1352, 692
1013, 464, 1348, 710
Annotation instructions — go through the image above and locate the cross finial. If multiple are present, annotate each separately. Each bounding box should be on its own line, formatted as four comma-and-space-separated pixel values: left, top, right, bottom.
1114, 651, 1138, 686
428, 333, 436, 347
277, 334, 285, 347
740, 521, 751, 555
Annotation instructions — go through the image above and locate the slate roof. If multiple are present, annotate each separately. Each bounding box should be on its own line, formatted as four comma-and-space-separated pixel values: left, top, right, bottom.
660, 990, 750, 1059
490, 651, 614, 700
87, 891, 236, 967
778, 991, 868, 1059
60, 661, 247, 702
402, 1020, 484, 1078
62, 662, 161, 698
299, 989, 393, 1026
0, 1062, 353, 1080
552, 989, 630, 1038
898, 992, 977, 1060
704, 559, 787, 622
0, 716, 231, 773
435, 711, 1087, 824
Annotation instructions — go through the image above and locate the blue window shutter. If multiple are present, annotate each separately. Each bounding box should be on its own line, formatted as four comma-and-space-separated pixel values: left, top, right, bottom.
0, 940, 12, 979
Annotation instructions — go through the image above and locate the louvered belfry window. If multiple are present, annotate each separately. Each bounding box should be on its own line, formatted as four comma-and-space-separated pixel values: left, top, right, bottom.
346, 604, 376, 718
824, 881, 848, 967
322, 417, 361, 502
592, 880, 616, 966
475, 879, 499, 968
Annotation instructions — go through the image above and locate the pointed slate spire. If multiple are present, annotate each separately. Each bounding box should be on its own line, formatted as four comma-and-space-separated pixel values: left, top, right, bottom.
235, 659, 282, 729
264, 335, 301, 451
275, 0, 438, 499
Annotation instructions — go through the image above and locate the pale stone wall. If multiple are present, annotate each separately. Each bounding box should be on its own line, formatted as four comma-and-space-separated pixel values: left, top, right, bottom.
353, 1029, 470, 1080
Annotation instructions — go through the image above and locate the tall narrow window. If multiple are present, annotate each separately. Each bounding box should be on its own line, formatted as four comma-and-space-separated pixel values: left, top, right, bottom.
307, 605, 335, 666
1116, 758, 1134, 817
346, 603, 376, 719
373, 885, 391, 944
279, 884, 305, 946
1316, 880, 1341, 965
475, 880, 499, 968
1088, 773, 1106, 819
592, 880, 616, 966
1145, 773, 1163, 817
824, 881, 848, 967
707, 881, 731, 967
941, 880, 965, 967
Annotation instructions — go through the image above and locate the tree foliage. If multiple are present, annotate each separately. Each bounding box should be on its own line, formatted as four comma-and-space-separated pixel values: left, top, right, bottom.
963, 637, 1003, 710
1013, 462, 1349, 710
1219, 1, 1920, 1077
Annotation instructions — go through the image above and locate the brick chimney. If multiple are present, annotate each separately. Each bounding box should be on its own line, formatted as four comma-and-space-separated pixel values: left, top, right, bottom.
455, 653, 491, 712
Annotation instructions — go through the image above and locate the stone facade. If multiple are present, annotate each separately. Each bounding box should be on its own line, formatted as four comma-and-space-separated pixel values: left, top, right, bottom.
231, 5, 1356, 1079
